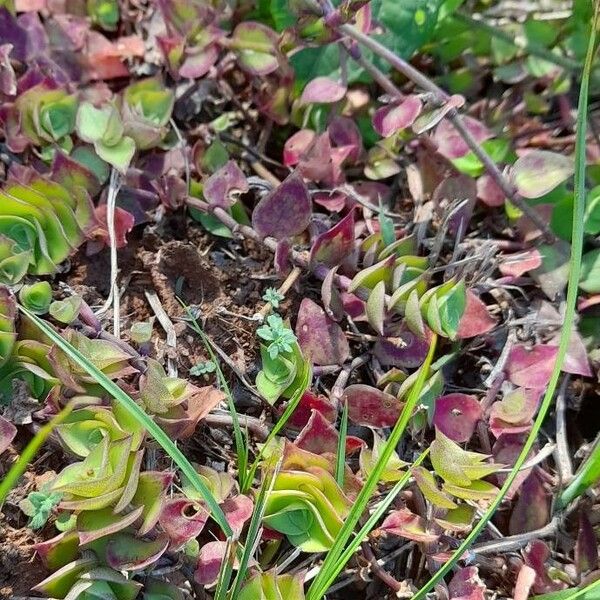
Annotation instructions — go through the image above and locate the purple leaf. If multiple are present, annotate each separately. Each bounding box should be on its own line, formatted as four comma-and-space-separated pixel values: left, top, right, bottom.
295, 298, 350, 365
106, 534, 169, 571
0, 8, 28, 61
297, 133, 335, 183
342, 384, 404, 428
328, 116, 363, 163
313, 190, 349, 213
283, 129, 316, 167
433, 394, 482, 443
310, 208, 356, 268
448, 567, 486, 600
373, 96, 422, 138
523, 540, 567, 594
159, 498, 209, 548
203, 160, 248, 209
492, 434, 534, 500
0, 415, 16, 455
252, 173, 311, 239
274, 238, 291, 276
434, 116, 492, 160
373, 325, 431, 369
294, 409, 363, 455
194, 541, 229, 585
301, 77, 347, 104
508, 471, 550, 535
457, 290, 497, 339
179, 43, 220, 79
287, 390, 336, 430
221, 495, 253, 535
505, 344, 558, 389
548, 331, 592, 377
510, 151, 574, 199
378, 508, 439, 543
575, 509, 598, 575
477, 173, 505, 207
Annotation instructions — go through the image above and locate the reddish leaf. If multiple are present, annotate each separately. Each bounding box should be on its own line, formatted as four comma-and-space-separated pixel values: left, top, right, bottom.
434, 116, 492, 160
342, 292, 365, 320
203, 160, 248, 209
514, 565, 537, 600
457, 290, 497, 339
476, 173, 505, 207
509, 471, 550, 535
89, 205, 135, 252
321, 266, 345, 321
448, 567, 486, 600
159, 498, 209, 548
106, 534, 169, 571
313, 190, 349, 213
499, 249, 543, 278
0, 415, 16, 455
342, 384, 404, 428
492, 434, 534, 500
433, 394, 482, 443
287, 390, 336, 430
548, 331, 592, 377
575, 508, 599, 575
283, 129, 316, 167
523, 540, 567, 594
310, 209, 356, 268
194, 541, 228, 585
295, 298, 350, 366
505, 344, 558, 389
252, 173, 312, 239
328, 116, 363, 163
489, 388, 541, 438
301, 77, 346, 104
221, 495, 253, 535
274, 238, 291, 276
295, 409, 363, 455
372, 96, 422, 138
378, 508, 439, 543
297, 133, 335, 183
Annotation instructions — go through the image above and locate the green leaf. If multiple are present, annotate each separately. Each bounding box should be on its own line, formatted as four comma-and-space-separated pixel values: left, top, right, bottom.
49, 296, 82, 324
19, 281, 52, 315
76, 102, 113, 143
584, 185, 600, 234
371, 0, 443, 62
580, 248, 600, 294
451, 138, 511, 177
94, 136, 135, 174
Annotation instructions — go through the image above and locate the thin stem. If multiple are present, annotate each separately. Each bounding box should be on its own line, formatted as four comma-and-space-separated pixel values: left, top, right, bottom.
336, 22, 556, 242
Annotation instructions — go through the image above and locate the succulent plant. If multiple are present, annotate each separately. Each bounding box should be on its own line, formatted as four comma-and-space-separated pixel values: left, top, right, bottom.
262, 442, 353, 552
121, 78, 175, 150
76, 102, 136, 174
0, 177, 95, 282
238, 570, 306, 600
19, 281, 52, 315
14, 82, 77, 148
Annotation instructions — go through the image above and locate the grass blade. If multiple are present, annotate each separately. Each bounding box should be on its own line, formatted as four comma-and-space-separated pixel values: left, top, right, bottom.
20, 306, 233, 537
229, 455, 282, 598
181, 303, 250, 490
0, 403, 75, 508
411, 5, 600, 597
214, 537, 238, 600
335, 400, 349, 486
315, 448, 430, 597
307, 335, 437, 600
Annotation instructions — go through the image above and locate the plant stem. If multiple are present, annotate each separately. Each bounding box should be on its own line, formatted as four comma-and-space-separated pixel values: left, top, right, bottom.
453, 12, 579, 72
335, 21, 556, 242
410, 2, 599, 596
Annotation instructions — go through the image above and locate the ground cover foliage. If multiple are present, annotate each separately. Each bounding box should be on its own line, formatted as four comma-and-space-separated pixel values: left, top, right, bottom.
0, 0, 600, 599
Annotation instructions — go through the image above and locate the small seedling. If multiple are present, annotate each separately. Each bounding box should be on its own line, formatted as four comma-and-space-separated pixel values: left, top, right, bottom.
190, 360, 217, 377
256, 314, 297, 360
19, 489, 62, 530
262, 287, 285, 309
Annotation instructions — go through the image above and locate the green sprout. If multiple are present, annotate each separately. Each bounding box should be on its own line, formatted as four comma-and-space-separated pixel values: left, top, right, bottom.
189, 360, 217, 377
19, 488, 62, 529
256, 314, 297, 359
262, 287, 285, 309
